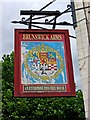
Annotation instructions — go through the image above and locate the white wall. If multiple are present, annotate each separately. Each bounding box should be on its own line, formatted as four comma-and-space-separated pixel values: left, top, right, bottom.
74, 1, 90, 119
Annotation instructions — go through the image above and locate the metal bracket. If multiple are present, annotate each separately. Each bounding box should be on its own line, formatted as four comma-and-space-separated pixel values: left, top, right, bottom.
11, 0, 76, 38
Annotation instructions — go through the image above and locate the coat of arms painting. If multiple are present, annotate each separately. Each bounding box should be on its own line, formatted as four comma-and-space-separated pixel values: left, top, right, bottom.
21, 41, 67, 84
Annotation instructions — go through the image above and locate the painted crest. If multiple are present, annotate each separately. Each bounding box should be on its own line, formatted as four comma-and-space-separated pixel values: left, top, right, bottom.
21, 42, 67, 84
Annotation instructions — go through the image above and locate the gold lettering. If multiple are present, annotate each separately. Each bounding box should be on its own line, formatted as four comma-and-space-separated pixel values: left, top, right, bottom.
23, 34, 26, 39
45, 35, 49, 40
58, 35, 62, 40
23, 34, 62, 40
23, 34, 31, 40
50, 35, 53, 40
50, 35, 62, 40
34, 35, 38, 39
31, 34, 36, 40
37, 34, 41, 39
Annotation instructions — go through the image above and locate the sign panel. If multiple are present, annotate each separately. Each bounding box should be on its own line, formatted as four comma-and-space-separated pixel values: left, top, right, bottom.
14, 29, 76, 97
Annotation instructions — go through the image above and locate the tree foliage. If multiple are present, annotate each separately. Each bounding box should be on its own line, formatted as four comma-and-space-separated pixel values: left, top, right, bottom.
1, 52, 85, 120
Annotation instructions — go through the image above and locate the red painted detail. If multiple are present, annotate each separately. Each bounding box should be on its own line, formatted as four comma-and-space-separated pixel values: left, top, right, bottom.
14, 29, 76, 97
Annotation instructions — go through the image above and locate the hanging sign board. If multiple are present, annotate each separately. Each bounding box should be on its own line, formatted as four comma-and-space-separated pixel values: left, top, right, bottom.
14, 29, 76, 97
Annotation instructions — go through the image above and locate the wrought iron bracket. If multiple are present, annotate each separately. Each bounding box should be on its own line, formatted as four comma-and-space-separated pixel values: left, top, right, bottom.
12, 3, 72, 30
11, 0, 77, 38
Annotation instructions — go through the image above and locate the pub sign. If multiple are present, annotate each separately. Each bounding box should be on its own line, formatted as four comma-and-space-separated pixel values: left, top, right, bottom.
14, 29, 76, 97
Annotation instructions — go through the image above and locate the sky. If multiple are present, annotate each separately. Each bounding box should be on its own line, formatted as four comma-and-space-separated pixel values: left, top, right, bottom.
0, 0, 82, 90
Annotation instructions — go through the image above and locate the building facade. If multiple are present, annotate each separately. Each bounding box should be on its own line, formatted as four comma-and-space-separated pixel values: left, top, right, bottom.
72, 1, 90, 119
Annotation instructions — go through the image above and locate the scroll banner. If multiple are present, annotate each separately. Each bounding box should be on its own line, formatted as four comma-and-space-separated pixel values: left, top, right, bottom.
14, 29, 76, 97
